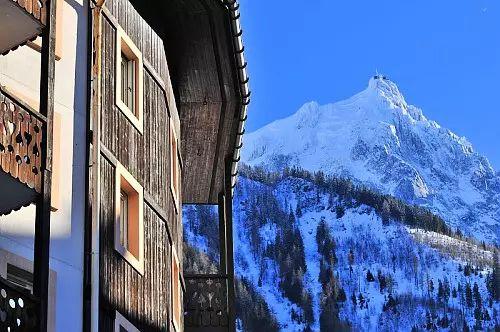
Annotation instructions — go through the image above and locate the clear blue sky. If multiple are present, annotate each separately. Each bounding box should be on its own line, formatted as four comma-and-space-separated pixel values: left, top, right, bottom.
239, 0, 500, 170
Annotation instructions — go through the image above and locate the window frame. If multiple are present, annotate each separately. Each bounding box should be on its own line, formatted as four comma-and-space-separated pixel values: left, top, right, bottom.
115, 26, 144, 134
114, 162, 144, 275
171, 245, 181, 332
114, 311, 140, 332
169, 118, 181, 213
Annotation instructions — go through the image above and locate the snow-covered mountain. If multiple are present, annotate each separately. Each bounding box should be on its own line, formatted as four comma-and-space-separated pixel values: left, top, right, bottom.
183, 77, 500, 331
184, 172, 499, 331
242, 77, 500, 244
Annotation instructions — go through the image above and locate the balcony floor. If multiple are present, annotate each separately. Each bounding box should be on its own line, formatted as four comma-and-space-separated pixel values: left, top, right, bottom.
0, 0, 44, 54
0, 169, 38, 215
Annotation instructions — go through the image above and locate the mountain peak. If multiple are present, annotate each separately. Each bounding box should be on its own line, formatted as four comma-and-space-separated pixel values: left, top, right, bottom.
242, 78, 499, 243
366, 75, 408, 110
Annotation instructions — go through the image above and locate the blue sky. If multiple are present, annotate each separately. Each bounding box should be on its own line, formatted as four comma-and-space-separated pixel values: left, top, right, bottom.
239, 0, 500, 169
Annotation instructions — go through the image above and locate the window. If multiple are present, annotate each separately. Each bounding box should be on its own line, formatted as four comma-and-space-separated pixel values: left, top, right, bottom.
114, 311, 140, 332
115, 163, 144, 275
121, 52, 136, 114
116, 27, 143, 133
170, 119, 180, 211
171, 246, 181, 331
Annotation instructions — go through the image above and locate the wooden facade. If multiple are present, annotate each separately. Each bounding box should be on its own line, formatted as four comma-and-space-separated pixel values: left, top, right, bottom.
87, 0, 248, 331
94, 1, 183, 331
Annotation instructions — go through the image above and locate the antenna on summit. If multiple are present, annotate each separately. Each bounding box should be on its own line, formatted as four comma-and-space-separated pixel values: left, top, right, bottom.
374, 70, 387, 80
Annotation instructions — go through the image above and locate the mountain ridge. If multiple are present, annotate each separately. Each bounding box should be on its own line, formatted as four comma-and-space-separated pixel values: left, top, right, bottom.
242, 77, 499, 244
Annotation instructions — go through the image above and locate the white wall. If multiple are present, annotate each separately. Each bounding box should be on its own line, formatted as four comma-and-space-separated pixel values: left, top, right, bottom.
0, 0, 88, 330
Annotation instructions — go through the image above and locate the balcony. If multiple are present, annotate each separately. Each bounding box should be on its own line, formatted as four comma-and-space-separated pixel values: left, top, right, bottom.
184, 274, 230, 332
0, 87, 45, 215
0, 0, 47, 54
0, 277, 39, 331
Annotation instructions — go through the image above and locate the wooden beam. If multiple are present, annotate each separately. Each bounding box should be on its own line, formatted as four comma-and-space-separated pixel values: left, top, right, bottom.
218, 192, 227, 274
224, 157, 236, 332
33, 0, 57, 330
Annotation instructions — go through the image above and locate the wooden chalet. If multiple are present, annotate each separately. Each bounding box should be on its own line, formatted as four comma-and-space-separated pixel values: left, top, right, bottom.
85, 0, 249, 332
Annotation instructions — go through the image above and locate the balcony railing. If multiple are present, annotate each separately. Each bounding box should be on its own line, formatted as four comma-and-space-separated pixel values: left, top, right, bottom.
0, 277, 39, 331
0, 87, 45, 215
184, 274, 229, 332
0, 0, 47, 54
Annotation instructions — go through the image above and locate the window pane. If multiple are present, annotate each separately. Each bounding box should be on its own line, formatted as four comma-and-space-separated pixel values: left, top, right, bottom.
128, 60, 136, 115
120, 190, 129, 249
121, 53, 128, 108
121, 52, 136, 114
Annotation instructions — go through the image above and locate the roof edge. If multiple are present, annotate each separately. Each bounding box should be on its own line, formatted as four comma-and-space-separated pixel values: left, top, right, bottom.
220, 0, 250, 195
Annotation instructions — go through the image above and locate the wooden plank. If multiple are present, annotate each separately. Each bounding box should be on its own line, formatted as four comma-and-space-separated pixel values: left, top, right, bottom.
9, 107, 21, 179
33, 0, 57, 330
34, 117, 43, 192
224, 158, 236, 332
26, 114, 36, 189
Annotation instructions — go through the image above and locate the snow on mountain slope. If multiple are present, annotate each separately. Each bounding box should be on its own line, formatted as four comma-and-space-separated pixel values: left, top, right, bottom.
242, 77, 500, 244
231, 175, 498, 331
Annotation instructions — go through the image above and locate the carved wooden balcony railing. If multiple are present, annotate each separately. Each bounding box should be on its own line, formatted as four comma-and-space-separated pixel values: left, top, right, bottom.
0, 87, 45, 215
0, 277, 39, 331
0, 0, 48, 54
184, 274, 229, 332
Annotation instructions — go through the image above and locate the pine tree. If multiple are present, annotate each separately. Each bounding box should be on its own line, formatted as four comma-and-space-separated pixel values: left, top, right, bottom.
443, 278, 451, 303
462, 320, 470, 332
438, 314, 449, 328
465, 283, 473, 308
378, 271, 387, 293
335, 204, 345, 219
337, 287, 347, 303
381, 199, 391, 225
474, 306, 482, 330
296, 201, 302, 218
358, 293, 365, 309
428, 279, 434, 296
383, 293, 397, 313
366, 270, 375, 282
464, 264, 472, 277
425, 310, 435, 330
452, 287, 457, 299
348, 249, 354, 278
351, 292, 357, 307
437, 279, 444, 302
486, 258, 499, 301
483, 308, 491, 321
473, 282, 482, 308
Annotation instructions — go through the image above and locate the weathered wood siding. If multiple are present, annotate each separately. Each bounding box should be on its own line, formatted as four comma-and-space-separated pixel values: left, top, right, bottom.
98, 0, 182, 330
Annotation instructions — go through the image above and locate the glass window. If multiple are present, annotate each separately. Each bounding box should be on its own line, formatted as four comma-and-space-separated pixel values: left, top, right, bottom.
121, 52, 136, 115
